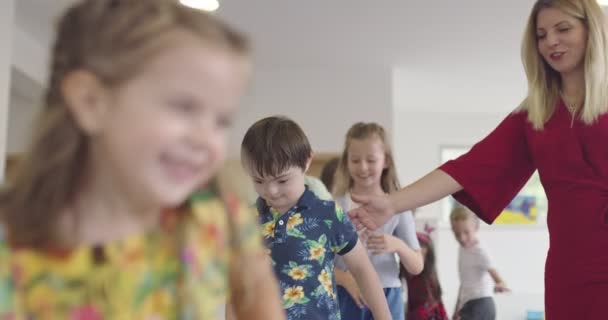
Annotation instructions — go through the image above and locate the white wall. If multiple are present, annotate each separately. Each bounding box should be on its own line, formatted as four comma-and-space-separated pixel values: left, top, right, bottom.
11, 26, 48, 85
392, 110, 551, 319
4, 2, 48, 175
7, 66, 43, 155
7, 89, 39, 154
434, 223, 547, 320
392, 64, 549, 319
392, 59, 527, 113
391, 62, 528, 220
229, 65, 393, 156
391, 109, 508, 219
0, 0, 16, 181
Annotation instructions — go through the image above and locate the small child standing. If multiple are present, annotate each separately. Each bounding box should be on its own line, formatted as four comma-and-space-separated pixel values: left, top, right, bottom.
240, 116, 391, 320
450, 207, 509, 320
401, 229, 449, 320
319, 157, 340, 192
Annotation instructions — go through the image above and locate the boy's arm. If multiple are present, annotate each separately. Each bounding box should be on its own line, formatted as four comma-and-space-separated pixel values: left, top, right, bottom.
334, 268, 367, 308
341, 239, 391, 320
480, 246, 509, 293
488, 268, 510, 293
452, 285, 462, 320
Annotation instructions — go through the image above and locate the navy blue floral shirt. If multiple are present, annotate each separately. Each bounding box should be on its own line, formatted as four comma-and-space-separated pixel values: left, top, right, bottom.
256, 188, 358, 320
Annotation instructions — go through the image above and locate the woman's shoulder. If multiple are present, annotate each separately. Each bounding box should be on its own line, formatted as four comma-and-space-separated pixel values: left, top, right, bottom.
503, 108, 532, 126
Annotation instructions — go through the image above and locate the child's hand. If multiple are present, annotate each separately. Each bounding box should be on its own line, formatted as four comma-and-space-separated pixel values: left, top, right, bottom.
341, 273, 367, 309
366, 233, 402, 255
494, 282, 510, 293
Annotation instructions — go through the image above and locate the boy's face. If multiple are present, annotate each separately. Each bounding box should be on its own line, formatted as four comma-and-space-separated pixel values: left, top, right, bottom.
247, 162, 310, 214
451, 219, 478, 248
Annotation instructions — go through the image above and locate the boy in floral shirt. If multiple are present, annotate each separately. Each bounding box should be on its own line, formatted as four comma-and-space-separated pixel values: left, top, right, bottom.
240, 116, 391, 320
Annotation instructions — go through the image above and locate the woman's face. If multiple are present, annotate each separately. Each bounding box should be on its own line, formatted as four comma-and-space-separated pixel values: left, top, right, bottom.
536, 7, 588, 76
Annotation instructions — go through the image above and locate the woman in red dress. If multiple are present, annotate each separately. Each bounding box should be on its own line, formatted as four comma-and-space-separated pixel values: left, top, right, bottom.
348, 1, 608, 319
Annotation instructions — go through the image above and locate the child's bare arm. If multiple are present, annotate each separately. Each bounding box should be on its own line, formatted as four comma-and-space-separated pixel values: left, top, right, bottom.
452, 285, 462, 320
488, 268, 510, 293
341, 239, 391, 320
230, 254, 286, 320
366, 233, 423, 275
334, 268, 367, 308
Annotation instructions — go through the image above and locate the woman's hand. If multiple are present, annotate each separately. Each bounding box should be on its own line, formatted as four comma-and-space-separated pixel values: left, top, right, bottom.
348, 193, 395, 231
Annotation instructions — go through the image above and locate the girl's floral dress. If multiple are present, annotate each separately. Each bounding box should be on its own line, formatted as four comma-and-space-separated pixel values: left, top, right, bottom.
0, 186, 262, 319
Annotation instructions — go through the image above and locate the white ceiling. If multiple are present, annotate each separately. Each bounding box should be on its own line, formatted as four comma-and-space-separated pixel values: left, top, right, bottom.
15, 0, 538, 68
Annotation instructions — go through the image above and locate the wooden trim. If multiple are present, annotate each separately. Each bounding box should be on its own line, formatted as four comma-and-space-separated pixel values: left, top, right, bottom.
5, 153, 22, 181
313, 152, 339, 161
309, 152, 340, 178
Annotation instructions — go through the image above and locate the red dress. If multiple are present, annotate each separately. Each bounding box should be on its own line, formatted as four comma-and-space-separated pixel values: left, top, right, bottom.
405, 273, 448, 320
440, 101, 608, 320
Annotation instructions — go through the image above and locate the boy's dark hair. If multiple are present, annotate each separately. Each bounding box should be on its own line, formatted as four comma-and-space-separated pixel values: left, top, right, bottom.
241, 116, 312, 177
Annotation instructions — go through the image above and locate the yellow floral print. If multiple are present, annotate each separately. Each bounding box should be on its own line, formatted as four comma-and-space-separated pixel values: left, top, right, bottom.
0, 188, 262, 320
287, 213, 303, 229
309, 246, 326, 261
284, 286, 305, 301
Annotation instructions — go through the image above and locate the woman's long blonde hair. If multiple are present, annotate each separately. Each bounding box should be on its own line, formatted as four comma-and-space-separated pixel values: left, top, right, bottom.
333, 122, 400, 197
519, 0, 608, 129
0, 0, 249, 250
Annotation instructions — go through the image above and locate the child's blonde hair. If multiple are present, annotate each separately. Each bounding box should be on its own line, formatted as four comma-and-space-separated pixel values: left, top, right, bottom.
519, 0, 608, 129
333, 122, 400, 197
449, 206, 479, 227
0, 0, 250, 250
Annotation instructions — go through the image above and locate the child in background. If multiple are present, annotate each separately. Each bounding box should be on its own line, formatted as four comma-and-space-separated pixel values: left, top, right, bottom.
320, 157, 340, 192
241, 116, 391, 320
401, 227, 449, 320
0, 1, 284, 318
301, 157, 341, 202
450, 206, 509, 320
333, 122, 424, 320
